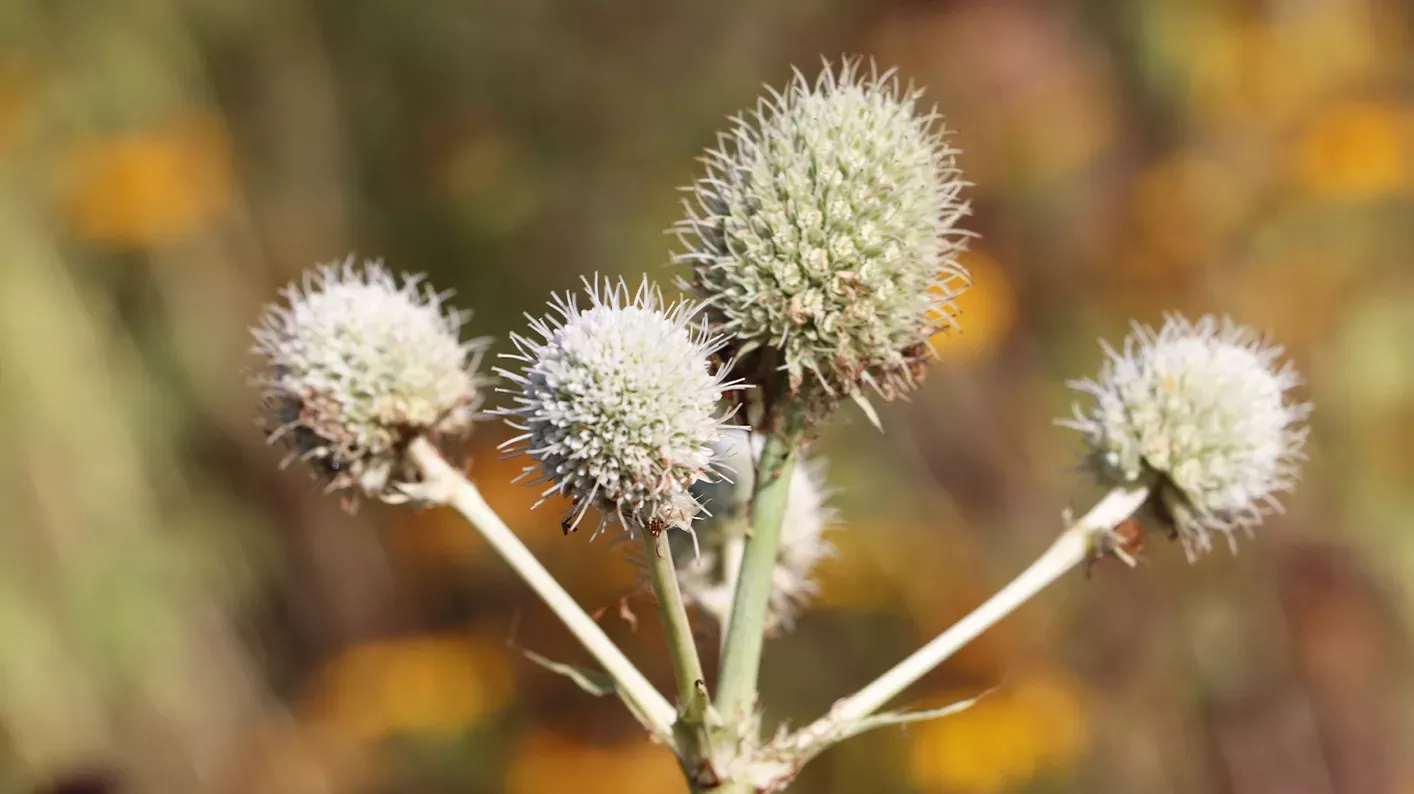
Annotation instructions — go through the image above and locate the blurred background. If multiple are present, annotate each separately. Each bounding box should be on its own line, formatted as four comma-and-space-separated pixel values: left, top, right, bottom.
2, 0, 1412, 792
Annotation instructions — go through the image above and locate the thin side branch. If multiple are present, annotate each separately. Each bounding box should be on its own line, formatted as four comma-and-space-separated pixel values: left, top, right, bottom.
405, 437, 679, 741
822, 480, 1154, 726
640, 524, 710, 722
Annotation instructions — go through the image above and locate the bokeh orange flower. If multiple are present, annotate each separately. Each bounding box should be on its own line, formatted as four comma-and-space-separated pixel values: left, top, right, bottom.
301, 633, 513, 742
506, 730, 683, 794
930, 250, 1017, 363
62, 113, 231, 247
1290, 101, 1411, 202
908, 671, 1089, 794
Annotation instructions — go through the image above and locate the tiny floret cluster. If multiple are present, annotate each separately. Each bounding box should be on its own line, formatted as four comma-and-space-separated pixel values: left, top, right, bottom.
675, 58, 971, 411
1062, 314, 1311, 558
496, 277, 739, 534
676, 429, 836, 630
252, 258, 485, 500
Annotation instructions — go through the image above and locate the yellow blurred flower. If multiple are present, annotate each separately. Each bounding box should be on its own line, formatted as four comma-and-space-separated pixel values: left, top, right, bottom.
1187, 10, 1395, 131
930, 250, 1017, 363
506, 730, 683, 794
302, 633, 513, 741
63, 113, 231, 247
814, 519, 948, 613
908, 671, 1089, 794
1290, 101, 1411, 201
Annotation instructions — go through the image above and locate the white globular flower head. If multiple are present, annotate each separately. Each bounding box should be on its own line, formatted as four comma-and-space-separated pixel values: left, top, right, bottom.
252, 258, 486, 501
1062, 314, 1312, 559
674, 57, 972, 419
496, 277, 741, 535
673, 429, 836, 631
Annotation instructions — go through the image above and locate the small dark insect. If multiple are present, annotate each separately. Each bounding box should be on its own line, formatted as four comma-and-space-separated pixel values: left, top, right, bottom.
561, 518, 575, 535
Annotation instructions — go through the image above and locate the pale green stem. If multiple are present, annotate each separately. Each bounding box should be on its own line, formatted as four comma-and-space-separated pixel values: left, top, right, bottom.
717, 535, 745, 655
821, 481, 1154, 725
640, 525, 709, 721
714, 428, 801, 722
405, 438, 678, 740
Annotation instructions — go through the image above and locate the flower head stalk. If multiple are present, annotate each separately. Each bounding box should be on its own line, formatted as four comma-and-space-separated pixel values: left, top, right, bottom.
1062, 314, 1312, 558
251, 258, 486, 501
496, 276, 742, 535
676, 429, 836, 631
674, 58, 972, 423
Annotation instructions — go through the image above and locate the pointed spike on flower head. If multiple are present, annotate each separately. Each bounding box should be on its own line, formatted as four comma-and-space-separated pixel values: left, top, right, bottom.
1060, 314, 1312, 560
673, 428, 837, 630
674, 56, 972, 426
251, 257, 488, 502
494, 275, 743, 536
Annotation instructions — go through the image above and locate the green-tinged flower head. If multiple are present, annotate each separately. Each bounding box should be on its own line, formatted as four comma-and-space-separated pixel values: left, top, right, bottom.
496, 276, 742, 535
1061, 314, 1312, 559
252, 258, 486, 501
674, 58, 971, 423
673, 429, 836, 630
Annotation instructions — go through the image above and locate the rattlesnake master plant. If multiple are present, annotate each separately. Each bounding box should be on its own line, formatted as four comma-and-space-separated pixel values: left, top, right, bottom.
243, 52, 1324, 794
1062, 314, 1312, 559
674, 58, 972, 422
495, 277, 741, 535
675, 429, 836, 630
251, 259, 486, 501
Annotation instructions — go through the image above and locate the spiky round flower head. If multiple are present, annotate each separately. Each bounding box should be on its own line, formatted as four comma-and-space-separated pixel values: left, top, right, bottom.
674, 58, 972, 420
672, 429, 836, 630
252, 258, 486, 501
1062, 314, 1312, 559
495, 277, 740, 535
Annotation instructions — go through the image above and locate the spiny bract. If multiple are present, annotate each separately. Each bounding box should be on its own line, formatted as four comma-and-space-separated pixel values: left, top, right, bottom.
252, 258, 485, 501
674, 429, 836, 630
1062, 314, 1311, 559
674, 58, 971, 413
496, 277, 740, 535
